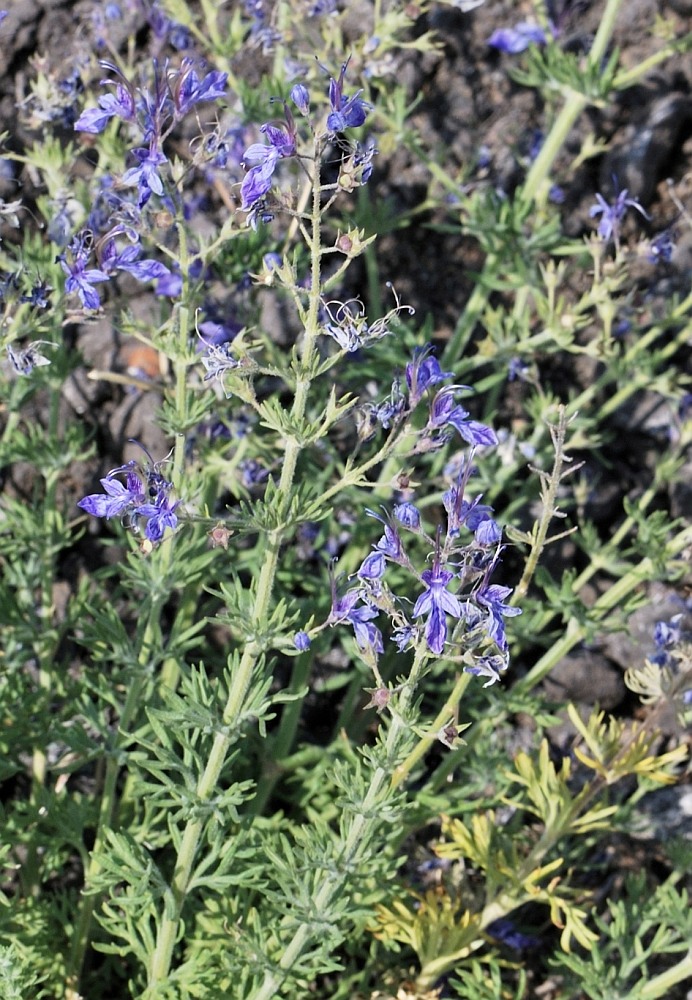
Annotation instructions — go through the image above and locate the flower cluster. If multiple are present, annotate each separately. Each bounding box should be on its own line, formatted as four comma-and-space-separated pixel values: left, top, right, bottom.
239, 60, 372, 222
74, 58, 227, 207
240, 102, 298, 213
296, 348, 518, 684
58, 229, 173, 310
78, 447, 179, 543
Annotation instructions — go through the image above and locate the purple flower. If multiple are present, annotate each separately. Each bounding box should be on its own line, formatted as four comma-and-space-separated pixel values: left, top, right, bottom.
366, 509, 405, 562
352, 137, 377, 184
589, 188, 649, 243
327, 59, 371, 133
135, 493, 179, 542
392, 624, 415, 652
413, 558, 462, 655
650, 614, 683, 666
155, 270, 183, 297
78, 449, 179, 543
20, 278, 52, 309
429, 386, 498, 447
405, 346, 454, 408
174, 61, 228, 116
465, 654, 507, 687
74, 81, 136, 133
647, 230, 675, 265
294, 630, 311, 651
100, 237, 171, 285
240, 110, 297, 211
488, 21, 550, 54
474, 518, 502, 546
290, 83, 310, 116
508, 357, 530, 382
487, 917, 540, 950
358, 551, 386, 581
78, 470, 145, 519
394, 502, 420, 530
371, 382, 406, 429
58, 233, 110, 310
443, 488, 496, 537
122, 143, 168, 207
476, 584, 521, 652
6, 341, 55, 376
240, 459, 269, 488
329, 587, 383, 654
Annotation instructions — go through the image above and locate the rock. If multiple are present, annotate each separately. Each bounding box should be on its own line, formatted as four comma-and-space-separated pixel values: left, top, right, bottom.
601, 93, 692, 205
543, 650, 626, 709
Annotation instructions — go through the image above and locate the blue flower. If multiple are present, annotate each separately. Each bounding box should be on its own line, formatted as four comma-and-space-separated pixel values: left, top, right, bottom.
476, 584, 521, 652
366, 509, 406, 563
413, 558, 462, 655
465, 654, 507, 688
392, 624, 415, 652
134, 494, 179, 542
329, 587, 383, 654
488, 21, 550, 54
327, 59, 370, 134
443, 487, 497, 538
474, 518, 502, 546
77, 450, 178, 543
647, 230, 675, 265
74, 80, 136, 133
429, 386, 498, 447
122, 143, 168, 207
58, 233, 110, 310
240, 111, 297, 211
358, 551, 386, 581
394, 502, 420, 530
352, 138, 377, 184
100, 236, 171, 285
174, 61, 228, 116
589, 188, 649, 243
78, 470, 146, 519
290, 83, 310, 116
487, 917, 540, 949
650, 614, 683, 666
6, 341, 55, 376
294, 630, 311, 651
405, 345, 454, 408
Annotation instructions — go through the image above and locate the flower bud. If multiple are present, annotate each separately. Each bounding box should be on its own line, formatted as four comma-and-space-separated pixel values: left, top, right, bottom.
290, 83, 310, 116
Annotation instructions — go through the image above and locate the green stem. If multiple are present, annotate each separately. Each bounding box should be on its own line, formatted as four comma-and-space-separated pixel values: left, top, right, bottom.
249, 648, 314, 816
638, 950, 692, 1000
145, 136, 327, 993
65, 604, 162, 999
25, 389, 62, 896
392, 671, 471, 789
441, 254, 498, 367
512, 522, 692, 696
442, 0, 625, 367
248, 647, 429, 1000
511, 405, 570, 605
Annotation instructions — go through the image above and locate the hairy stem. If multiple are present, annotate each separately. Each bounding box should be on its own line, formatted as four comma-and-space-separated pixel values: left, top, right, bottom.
144, 135, 326, 993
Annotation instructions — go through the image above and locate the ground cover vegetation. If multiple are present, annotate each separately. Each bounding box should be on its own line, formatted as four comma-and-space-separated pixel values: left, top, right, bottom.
0, 0, 690, 997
